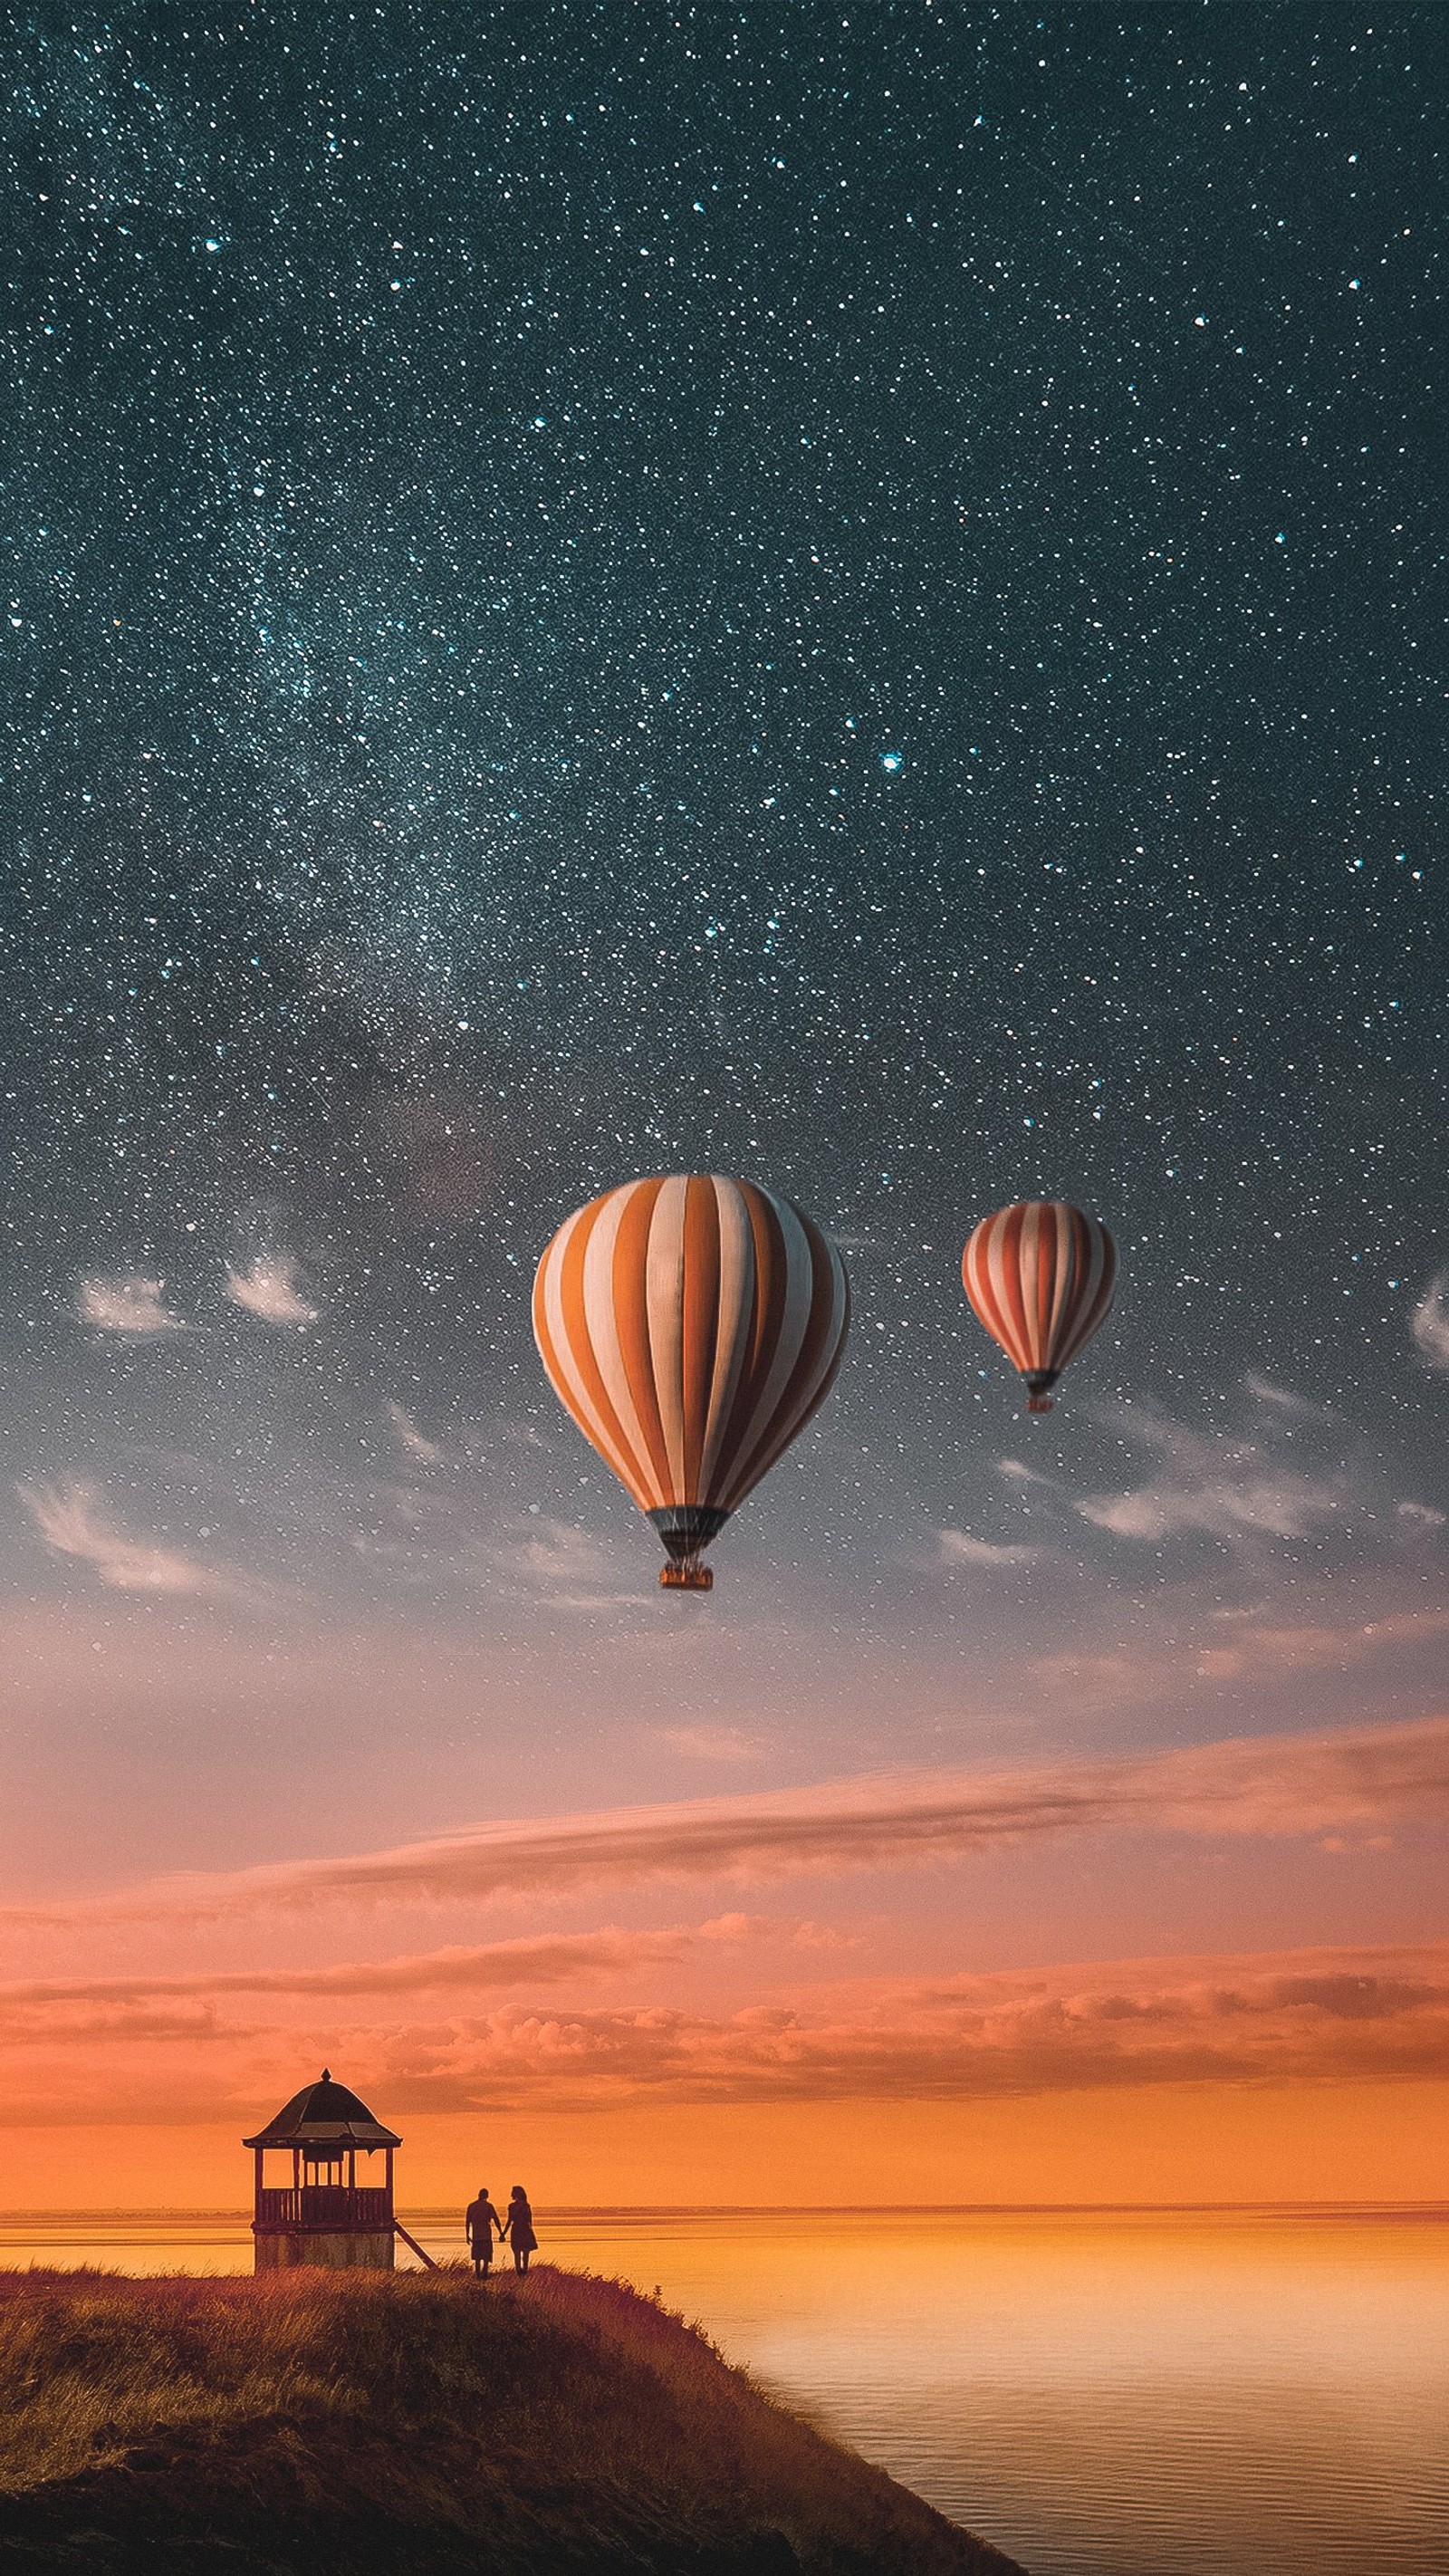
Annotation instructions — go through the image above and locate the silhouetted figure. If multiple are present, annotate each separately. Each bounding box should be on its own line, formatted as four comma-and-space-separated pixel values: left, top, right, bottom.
464, 2186, 503, 2276
504, 2186, 537, 2274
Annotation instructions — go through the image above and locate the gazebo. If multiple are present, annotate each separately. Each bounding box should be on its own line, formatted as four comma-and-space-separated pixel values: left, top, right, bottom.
245, 2070, 409, 2272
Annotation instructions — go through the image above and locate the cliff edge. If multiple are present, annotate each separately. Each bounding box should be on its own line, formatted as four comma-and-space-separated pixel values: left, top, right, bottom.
0, 2265, 1024, 2574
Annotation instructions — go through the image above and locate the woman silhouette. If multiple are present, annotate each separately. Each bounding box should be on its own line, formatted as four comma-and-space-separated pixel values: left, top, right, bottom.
504, 2186, 537, 2275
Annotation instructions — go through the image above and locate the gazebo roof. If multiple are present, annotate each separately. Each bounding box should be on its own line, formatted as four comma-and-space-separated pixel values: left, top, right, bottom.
243, 2071, 401, 2150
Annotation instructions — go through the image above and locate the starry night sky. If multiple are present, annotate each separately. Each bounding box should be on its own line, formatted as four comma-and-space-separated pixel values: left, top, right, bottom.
3, 5, 1447, 1886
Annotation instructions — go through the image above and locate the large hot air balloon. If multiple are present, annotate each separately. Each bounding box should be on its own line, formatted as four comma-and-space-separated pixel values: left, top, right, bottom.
533, 1174, 849, 1590
962, 1200, 1116, 1412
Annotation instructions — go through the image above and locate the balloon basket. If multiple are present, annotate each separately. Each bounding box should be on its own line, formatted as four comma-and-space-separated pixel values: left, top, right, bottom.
660, 1562, 713, 1592
1025, 1397, 1054, 1414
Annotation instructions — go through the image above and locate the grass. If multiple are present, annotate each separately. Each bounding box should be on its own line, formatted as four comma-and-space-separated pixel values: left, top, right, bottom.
0, 2263, 1024, 2572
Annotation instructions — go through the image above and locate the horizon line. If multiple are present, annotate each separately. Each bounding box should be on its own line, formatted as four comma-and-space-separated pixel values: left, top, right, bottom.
3, 2198, 1446, 2223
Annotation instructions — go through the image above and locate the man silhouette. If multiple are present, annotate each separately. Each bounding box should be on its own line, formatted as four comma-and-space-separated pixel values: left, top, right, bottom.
464, 2185, 503, 2276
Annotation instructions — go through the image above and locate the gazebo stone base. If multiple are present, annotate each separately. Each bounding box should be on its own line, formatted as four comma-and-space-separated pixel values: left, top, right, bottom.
254, 2228, 395, 2272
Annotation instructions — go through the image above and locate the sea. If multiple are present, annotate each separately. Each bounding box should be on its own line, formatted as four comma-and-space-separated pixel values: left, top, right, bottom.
2, 2204, 1445, 2576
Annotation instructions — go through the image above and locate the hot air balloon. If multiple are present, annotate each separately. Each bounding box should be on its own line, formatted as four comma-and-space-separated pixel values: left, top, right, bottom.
533, 1174, 849, 1590
962, 1200, 1116, 1412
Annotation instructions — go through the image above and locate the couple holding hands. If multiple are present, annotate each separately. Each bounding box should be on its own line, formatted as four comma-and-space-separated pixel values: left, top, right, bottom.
465, 2185, 538, 2275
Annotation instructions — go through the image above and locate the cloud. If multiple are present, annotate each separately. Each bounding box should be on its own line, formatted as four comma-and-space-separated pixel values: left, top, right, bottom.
512, 1518, 652, 1612
359, 1938, 1449, 2110
0, 1917, 766, 2023
1243, 1374, 1336, 1421
1077, 1407, 1346, 1544
6, 1937, 1446, 2122
225, 1254, 316, 1325
937, 1531, 1040, 1568
75, 1274, 187, 1336
1397, 1500, 1446, 1532
998, 1457, 1051, 1485
1080, 1469, 1343, 1544
1411, 1272, 1449, 1370
1030, 1647, 1167, 1708
19, 1481, 226, 1598
386, 1401, 444, 1465
9, 1713, 1447, 1935
1192, 1606, 1449, 1682
657, 1726, 765, 1763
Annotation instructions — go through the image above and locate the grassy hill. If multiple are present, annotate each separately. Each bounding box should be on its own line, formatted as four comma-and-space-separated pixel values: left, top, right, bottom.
0, 2264, 1025, 2573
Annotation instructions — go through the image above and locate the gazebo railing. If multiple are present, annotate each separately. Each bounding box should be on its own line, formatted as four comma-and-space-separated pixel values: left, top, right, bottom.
254, 2184, 392, 2229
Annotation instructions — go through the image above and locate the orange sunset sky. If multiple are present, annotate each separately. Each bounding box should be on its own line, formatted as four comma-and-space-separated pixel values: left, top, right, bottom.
3, 1577, 1446, 2209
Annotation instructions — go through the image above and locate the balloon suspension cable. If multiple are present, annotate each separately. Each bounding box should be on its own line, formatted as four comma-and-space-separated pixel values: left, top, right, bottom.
660, 1556, 713, 1592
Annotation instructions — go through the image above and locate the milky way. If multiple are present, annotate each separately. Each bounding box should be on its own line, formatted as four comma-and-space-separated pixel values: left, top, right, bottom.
2, 7, 1445, 1723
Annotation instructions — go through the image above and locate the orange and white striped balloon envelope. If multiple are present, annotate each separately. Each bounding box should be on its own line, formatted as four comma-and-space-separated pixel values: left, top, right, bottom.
962, 1199, 1116, 1412
533, 1175, 849, 1589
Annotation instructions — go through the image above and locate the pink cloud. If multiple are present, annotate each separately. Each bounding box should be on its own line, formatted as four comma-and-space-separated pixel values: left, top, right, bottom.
656, 1725, 765, 1763
18, 1481, 272, 1608
0, 1917, 763, 2023
20, 1482, 226, 1599
385, 1401, 445, 1465
5, 1714, 1446, 1935
1075, 1407, 1348, 1544
2, 1938, 1444, 2126
367, 1938, 1449, 2109
75, 1274, 187, 1336
937, 1531, 1041, 1567
225, 1254, 316, 1326
1411, 1271, 1449, 1370
1194, 1608, 1449, 1681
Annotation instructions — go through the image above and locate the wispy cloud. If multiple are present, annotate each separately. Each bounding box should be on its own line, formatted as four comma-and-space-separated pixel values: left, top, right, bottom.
19, 1480, 227, 1598
76, 1274, 187, 1336
0, 1916, 766, 2022
386, 1401, 444, 1465
1411, 1271, 1449, 1370
1193, 1605, 1449, 1681
937, 1530, 1040, 1568
7, 1938, 1446, 2122
656, 1725, 765, 1764
1242, 1373, 1338, 1422
225, 1254, 316, 1326
1030, 1647, 1168, 1709
9, 1714, 1445, 1934
1078, 1407, 1346, 1544
16, 1481, 283, 1610
361, 1938, 1449, 2110
513, 1517, 652, 1612
998, 1457, 1051, 1486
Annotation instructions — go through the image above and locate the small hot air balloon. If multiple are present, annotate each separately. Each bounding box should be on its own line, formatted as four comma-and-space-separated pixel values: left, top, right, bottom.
963, 1199, 1116, 1413
533, 1174, 849, 1590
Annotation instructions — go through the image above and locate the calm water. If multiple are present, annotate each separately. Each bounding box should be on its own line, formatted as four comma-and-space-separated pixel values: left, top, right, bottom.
2, 2206, 1445, 2576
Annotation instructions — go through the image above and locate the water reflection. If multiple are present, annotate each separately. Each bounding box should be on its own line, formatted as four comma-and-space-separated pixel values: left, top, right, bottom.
1, 2206, 1444, 2575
